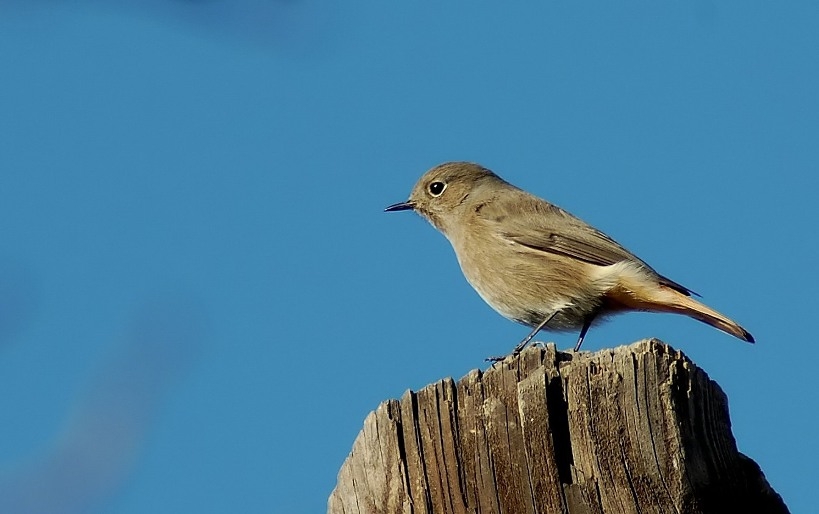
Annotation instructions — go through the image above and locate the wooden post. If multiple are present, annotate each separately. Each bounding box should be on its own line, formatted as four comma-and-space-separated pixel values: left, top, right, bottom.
328, 339, 788, 514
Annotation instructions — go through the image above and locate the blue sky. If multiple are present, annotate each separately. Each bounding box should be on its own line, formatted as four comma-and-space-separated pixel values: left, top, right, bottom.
0, 2, 816, 513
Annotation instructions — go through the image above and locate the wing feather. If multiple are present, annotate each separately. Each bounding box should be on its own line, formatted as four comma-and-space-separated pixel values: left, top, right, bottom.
476, 194, 696, 296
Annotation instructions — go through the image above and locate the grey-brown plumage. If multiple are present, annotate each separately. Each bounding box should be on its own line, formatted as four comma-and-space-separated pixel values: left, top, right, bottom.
386, 161, 754, 355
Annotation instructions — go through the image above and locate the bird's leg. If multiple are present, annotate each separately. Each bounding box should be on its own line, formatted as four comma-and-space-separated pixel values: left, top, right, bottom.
513, 313, 557, 354
573, 312, 598, 352
486, 312, 557, 362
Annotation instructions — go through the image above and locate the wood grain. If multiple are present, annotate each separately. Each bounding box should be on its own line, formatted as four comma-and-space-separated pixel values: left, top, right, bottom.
328, 340, 787, 514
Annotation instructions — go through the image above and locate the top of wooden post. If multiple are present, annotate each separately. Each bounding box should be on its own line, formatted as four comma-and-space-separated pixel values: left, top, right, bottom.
328, 339, 788, 514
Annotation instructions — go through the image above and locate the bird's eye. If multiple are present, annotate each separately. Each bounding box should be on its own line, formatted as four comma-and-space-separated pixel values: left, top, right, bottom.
428, 181, 446, 197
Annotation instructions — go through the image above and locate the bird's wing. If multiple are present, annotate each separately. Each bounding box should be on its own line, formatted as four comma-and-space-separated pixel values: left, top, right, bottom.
476, 194, 695, 296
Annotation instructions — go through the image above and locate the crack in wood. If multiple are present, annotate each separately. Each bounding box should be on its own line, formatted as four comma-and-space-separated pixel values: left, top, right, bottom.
328, 341, 789, 514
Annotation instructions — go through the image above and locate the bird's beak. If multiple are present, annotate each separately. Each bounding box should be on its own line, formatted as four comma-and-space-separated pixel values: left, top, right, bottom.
384, 201, 415, 212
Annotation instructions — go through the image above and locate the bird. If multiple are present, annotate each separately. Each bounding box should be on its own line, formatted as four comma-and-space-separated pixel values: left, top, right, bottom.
385, 161, 754, 357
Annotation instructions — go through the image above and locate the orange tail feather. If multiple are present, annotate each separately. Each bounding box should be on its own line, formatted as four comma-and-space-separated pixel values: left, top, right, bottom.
607, 284, 754, 343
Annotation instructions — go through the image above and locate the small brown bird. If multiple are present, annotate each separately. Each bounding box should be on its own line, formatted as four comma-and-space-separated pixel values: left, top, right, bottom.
385, 162, 753, 357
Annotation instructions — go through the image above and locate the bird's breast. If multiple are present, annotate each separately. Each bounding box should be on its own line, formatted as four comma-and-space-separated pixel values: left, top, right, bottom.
448, 230, 601, 329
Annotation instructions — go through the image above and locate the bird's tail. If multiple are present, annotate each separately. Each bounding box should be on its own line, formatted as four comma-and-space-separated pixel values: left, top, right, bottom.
603, 266, 754, 343
649, 288, 755, 343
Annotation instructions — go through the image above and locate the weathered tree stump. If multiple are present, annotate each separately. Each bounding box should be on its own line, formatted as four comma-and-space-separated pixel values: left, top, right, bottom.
328, 339, 787, 514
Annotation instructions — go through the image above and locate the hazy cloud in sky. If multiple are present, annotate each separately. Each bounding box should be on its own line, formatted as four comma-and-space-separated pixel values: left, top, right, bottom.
0, 295, 206, 514
0, 0, 340, 52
